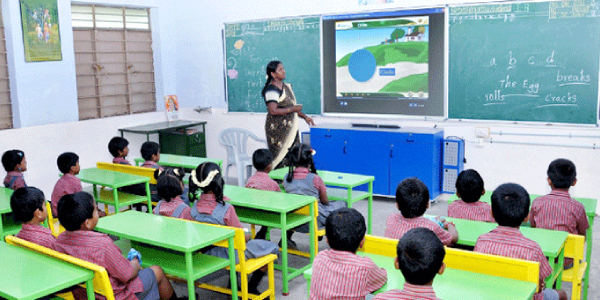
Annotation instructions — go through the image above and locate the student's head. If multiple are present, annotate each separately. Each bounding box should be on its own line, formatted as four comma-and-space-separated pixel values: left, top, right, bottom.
156, 167, 185, 201
395, 177, 430, 218
325, 207, 366, 253
10, 187, 46, 223
455, 169, 485, 203
57, 191, 98, 231
141, 141, 160, 161
2, 149, 26, 172
57, 152, 80, 174
491, 183, 530, 227
396, 227, 446, 285
252, 148, 273, 172
108, 137, 129, 158
547, 158, 576, 189
285, 143, 316, 182
190, 162, 225, 204
261, 60, 283, 98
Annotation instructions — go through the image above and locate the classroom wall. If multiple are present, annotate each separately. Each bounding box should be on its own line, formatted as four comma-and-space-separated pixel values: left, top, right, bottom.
1, 0, 599, 213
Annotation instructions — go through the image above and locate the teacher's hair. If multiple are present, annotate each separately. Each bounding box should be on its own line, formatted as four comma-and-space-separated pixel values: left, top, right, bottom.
261, 60, 282, 98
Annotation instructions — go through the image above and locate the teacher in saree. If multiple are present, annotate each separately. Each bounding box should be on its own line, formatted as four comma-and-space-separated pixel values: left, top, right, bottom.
261, 60, 315, 169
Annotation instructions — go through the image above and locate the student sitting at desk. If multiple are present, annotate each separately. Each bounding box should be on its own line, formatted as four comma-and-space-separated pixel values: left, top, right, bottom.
55, 191, 180, 300
373, 227, 446, 300
310, 208, 387, 300
282, 143, 345, 249
154, 167, 193, 220
530, 159, 589, 237
385, 178, 458, 246
109, 137, 132, 165
10, 187, 55, 249
2, 149, 27, 190
189, 162, 279, 295
140, 141, 163, 171
474, 183, 567, 300
245, 148, 281, 240
51, 152, 106, 218
448, 169, 494, 222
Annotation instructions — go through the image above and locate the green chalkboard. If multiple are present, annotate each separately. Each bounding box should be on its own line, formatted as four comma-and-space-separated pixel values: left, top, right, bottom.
448, 1, 600, 124
224, 16, 321, 114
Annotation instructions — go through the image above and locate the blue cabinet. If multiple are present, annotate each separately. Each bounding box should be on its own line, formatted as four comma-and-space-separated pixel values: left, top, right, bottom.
311, 125, 443, 199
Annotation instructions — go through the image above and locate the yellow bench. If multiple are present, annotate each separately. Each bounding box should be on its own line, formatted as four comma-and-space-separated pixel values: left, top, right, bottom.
46, 202, 65, 237
5, 235, 115, 300
96, 162, 157, 184
169, 220, 277, 300
359, 235, 540, 289
562, 234, 587, 300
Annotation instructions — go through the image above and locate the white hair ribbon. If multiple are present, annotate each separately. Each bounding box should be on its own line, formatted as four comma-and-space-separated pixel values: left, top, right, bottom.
191, 169, 220, 188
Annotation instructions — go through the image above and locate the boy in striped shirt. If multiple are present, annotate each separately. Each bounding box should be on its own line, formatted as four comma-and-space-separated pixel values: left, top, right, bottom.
474, 183, 567, 300
10, 187, 55, 249
373, 228, 446, 300
385, 178, 458, 246
310, 208, 387, 300
448, 169, 494, 222
530, 159, 589, 237
245, 149, 281, 240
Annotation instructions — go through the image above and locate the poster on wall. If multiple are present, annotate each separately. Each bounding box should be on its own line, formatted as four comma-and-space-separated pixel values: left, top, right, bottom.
20, 0, 62, 62
164, 95, 180, 122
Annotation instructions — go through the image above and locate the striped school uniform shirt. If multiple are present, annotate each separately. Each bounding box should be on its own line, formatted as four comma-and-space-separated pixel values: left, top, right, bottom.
195, 194, 242, 228
51, 173, 82, 217
530, 190, 589, 235
384, 214, 454, 246
447, 200, 494, 222
16, 223, 56, 249
373, 283, 440, 300
245, 171, 281, 192
54, 230, 143, 300
474, 226, 551, 300
310, 249, 387, 300
155, 196, 193, 220
112, 157, 131, 165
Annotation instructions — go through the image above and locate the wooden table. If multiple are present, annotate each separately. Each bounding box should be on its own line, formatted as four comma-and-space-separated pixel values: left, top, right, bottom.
304, 251, 536, 300
77, 168, 152, 213
134, 153, 223, 169
94, 211, 237, 300
0, 242, 95, 300
449, 192, 596, 298
269, 168, 375, 234
445, 216, 568, 288
223, 185, 316, 295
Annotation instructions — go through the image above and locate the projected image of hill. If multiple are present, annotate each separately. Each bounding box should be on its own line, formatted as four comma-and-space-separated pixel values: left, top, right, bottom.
335, 17, 429, 99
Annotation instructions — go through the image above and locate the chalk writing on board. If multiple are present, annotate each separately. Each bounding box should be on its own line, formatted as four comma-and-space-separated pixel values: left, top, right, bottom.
225, 19, 320, 38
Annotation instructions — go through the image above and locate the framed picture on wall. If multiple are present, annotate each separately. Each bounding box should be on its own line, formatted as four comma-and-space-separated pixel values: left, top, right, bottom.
19, 0, 62, 62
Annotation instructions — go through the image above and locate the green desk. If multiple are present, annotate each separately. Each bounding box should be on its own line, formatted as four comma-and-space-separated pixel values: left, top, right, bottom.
0, 242, 95, 300
0, 187, 20, 240
94, 211, 237, 300
223, 185, 316, 295
77, 168, 152, 214
449, 192, 595, 299
304, 251, 536, 300
134, 154, 223, 169
269, 168, 375, 234
445, 216, 568, 288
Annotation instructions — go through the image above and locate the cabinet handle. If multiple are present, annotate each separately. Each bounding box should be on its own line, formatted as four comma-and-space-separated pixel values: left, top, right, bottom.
406, 139, 414, 143
325, 135, 332, 138
390, 149, 393, 158
343, 146, 346, 154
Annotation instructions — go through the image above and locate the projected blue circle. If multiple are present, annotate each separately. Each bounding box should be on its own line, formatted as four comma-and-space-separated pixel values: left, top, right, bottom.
348, 49, 376, 82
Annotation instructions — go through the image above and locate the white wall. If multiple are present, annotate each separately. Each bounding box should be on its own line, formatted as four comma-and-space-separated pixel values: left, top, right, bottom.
1, 0, 599, 214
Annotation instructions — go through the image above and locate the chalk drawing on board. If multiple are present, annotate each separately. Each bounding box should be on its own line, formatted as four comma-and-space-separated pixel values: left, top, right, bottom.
224, 16, 321, 114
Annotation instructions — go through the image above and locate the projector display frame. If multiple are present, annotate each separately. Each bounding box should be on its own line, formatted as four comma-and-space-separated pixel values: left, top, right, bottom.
322, 8, 446, 117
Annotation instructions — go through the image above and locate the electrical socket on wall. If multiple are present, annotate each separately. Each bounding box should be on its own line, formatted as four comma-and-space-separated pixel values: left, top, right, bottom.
475, 127, 490, 138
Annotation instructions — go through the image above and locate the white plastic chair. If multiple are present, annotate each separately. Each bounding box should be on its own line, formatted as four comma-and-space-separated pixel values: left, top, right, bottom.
218, 128, 267, 186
